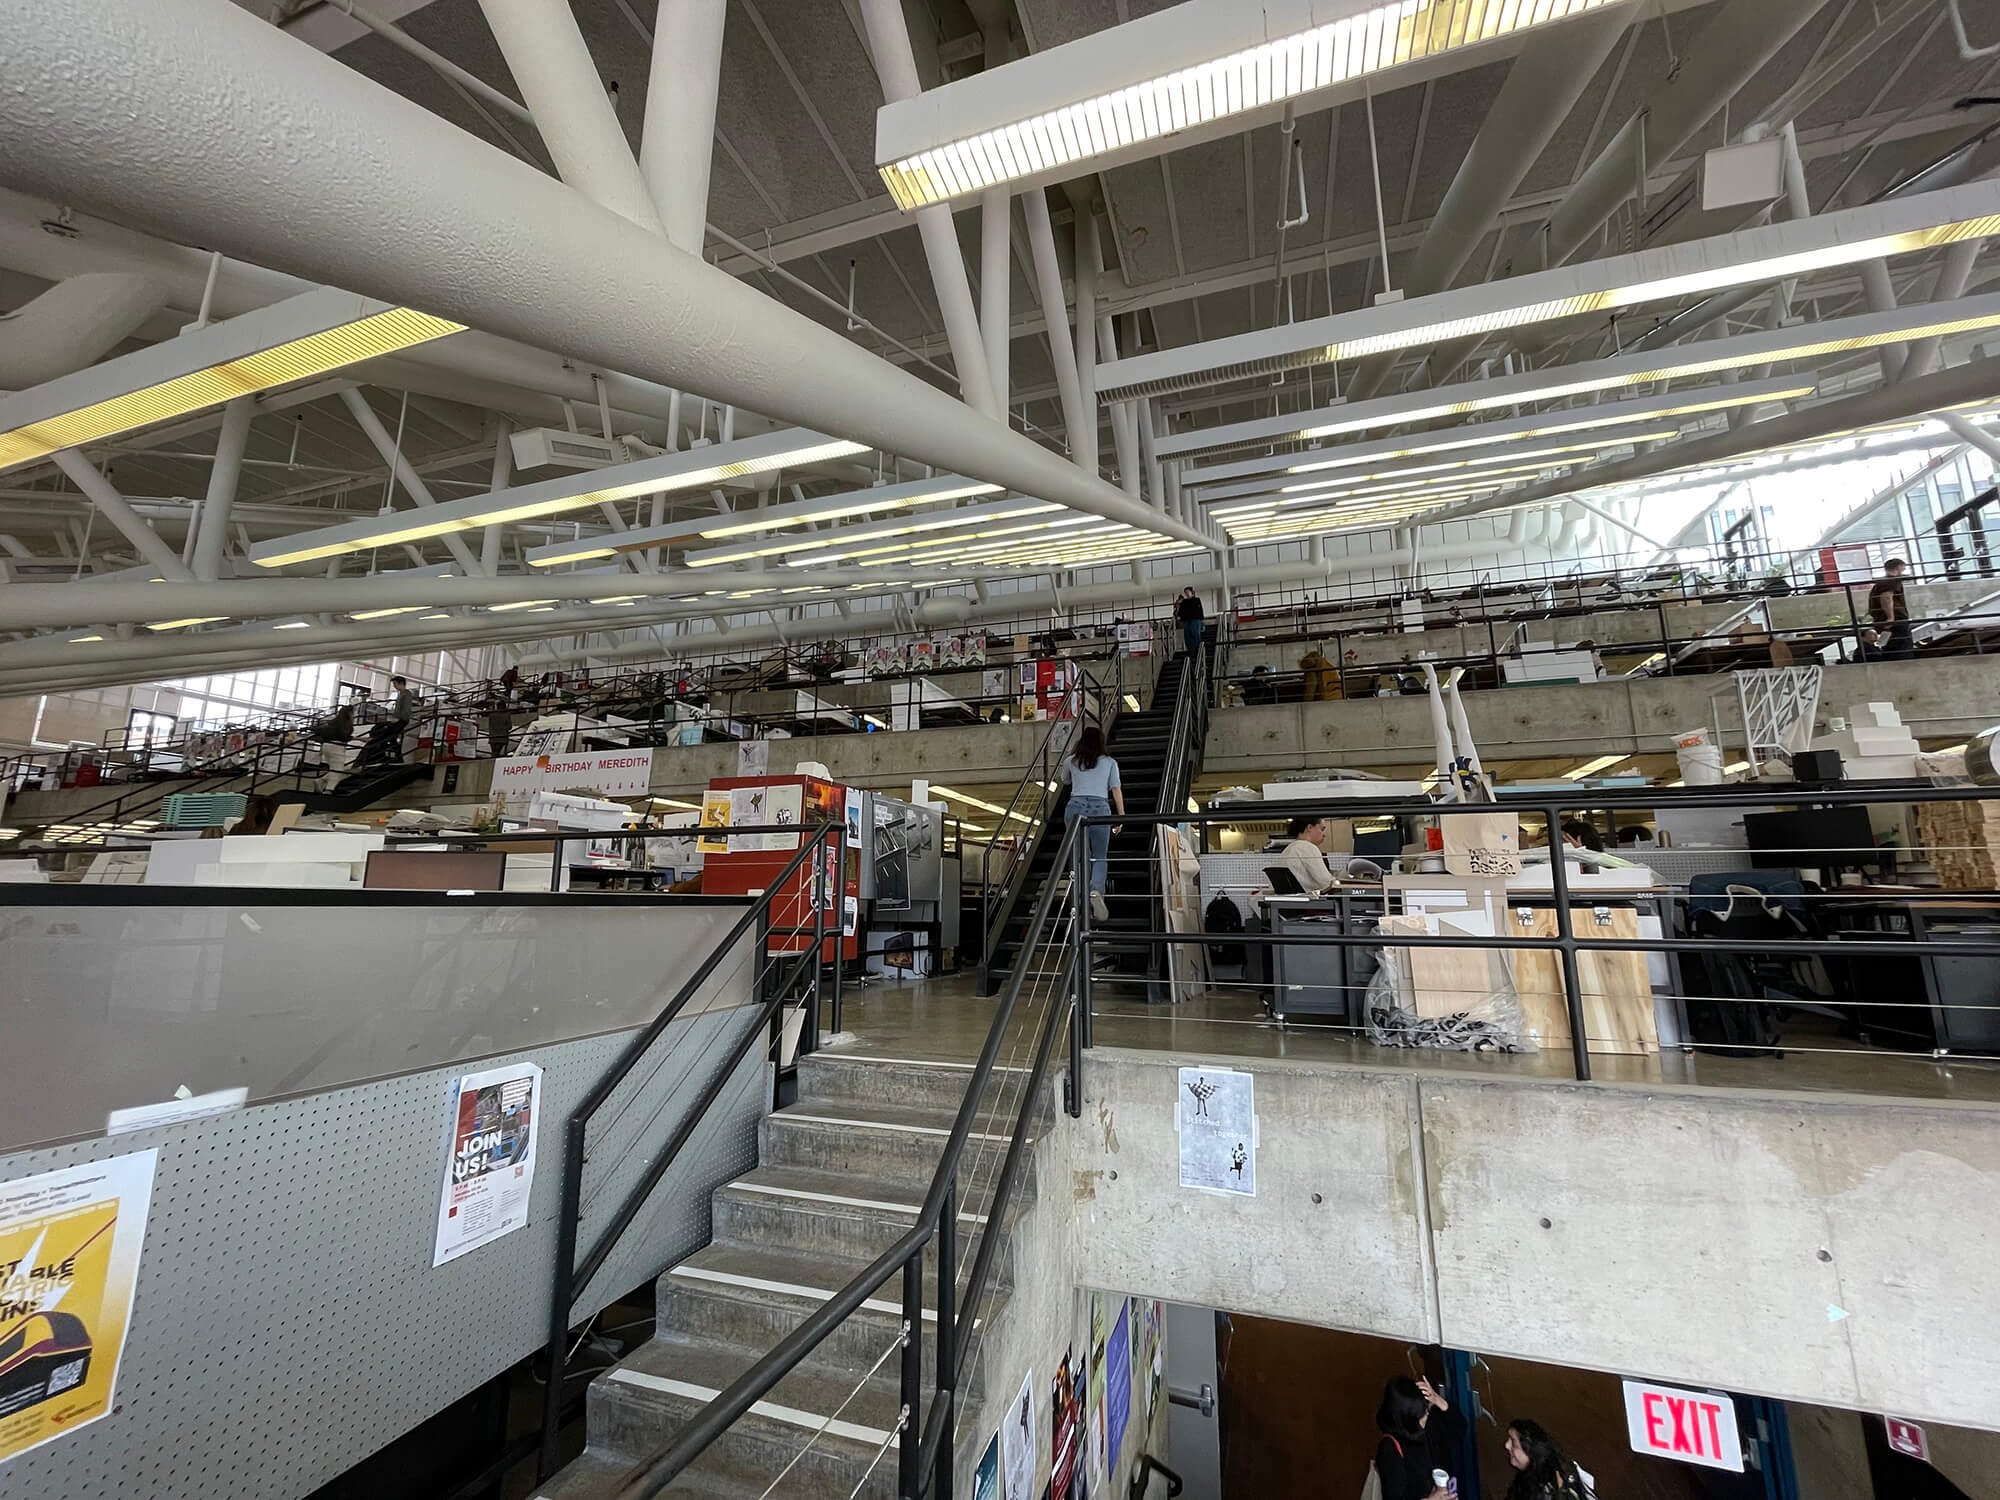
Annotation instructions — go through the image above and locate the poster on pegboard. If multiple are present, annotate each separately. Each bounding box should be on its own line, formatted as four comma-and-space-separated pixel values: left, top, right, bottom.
0, 1150, 156, 1465
432, 1062, 541, 1266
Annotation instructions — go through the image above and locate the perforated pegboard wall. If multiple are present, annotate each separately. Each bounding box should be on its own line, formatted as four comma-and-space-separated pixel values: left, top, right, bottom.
0, 1003, 765, 1500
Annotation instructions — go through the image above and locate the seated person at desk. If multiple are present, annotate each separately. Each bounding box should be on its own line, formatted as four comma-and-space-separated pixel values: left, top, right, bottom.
1273, 815, 1339, 894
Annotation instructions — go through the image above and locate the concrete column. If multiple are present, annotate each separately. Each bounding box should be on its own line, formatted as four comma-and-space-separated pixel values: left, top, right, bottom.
51, 449, 196, 581
1023, 189, 1086, 456
476, 0, 659, 230
337, 387, 486, 575
641, 0, 726, 254
193, 394, 252, 581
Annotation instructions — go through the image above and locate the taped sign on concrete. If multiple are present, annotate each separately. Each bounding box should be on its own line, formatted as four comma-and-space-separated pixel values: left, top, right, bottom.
1176, 1066, 1255, 1195
1622, 1379, 1742, 1472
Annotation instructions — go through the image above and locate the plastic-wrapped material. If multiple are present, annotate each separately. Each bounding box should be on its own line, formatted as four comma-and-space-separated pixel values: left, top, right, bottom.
1365, 914, 1530, 1051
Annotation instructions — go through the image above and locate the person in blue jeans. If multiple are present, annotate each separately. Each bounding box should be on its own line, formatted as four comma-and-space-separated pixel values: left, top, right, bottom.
1061, 725, 1124, 923
1175, 588, 1206, 658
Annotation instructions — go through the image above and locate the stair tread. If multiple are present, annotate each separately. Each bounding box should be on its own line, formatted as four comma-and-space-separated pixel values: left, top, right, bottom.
534, 1448, 763, 1499
602, 1330, 907, 1451
717, 1163, 1009, 1223
774, 1096, 1034, 1143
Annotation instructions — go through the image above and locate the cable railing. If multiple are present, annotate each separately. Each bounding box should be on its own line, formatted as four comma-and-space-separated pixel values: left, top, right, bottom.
593, 818, 1085, 1500
1072, 780, 2000, 1091
531, 820, 846, 1479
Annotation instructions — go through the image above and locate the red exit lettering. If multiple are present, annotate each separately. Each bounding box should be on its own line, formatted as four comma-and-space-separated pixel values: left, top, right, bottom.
1624, 1380, 1743, 1473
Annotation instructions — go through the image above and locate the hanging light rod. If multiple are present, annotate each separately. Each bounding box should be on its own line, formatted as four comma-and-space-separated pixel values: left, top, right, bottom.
246, 427, 870, 568
1104, 177, 2000, 401
524, 472, 1003, 567
876, 0, 1626, 211
1157, 292, 2000, 461
0, 289, 461, 472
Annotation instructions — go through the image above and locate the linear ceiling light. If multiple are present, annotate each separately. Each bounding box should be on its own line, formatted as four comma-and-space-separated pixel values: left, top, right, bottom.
1104, 179, 2000, 401
1158, 293, 2000, 462
876, 0, 1621, 211
525, 473, 1003, 566
1562, 755, 1630, 781
688, 497, 1061, 567
0, 289, 461, 471
1183, 377, 1815, 490
247, 427, 869, 568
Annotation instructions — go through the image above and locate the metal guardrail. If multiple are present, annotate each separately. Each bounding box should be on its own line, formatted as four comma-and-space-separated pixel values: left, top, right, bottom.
534, 820, 844, 1479
594, 819, 1085, 1500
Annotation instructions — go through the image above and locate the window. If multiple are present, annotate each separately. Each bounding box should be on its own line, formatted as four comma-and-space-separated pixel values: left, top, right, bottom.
128, 709, 175, 747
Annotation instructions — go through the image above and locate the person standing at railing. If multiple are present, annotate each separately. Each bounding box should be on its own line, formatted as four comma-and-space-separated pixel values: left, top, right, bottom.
1868, 558, 1915, 661
1061, 725, 1124, 923
1176, 587, 1206, 659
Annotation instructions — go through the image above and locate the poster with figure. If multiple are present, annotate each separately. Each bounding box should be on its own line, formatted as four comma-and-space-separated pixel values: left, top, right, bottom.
973, 1432, 1000, 1500
697, 789, 733, 854
1177, 1066, 1256, 1195
432, 1062, 541, 1265
1050, 1349, 1080, 1498
1106, 1301, 1132, 1471
0, 1150, 156, 1465
1001, 1367, 1035, 1500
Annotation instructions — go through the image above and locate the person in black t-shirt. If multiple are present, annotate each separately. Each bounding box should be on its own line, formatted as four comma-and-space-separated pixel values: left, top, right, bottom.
1867, 558, 1914, 660
1374, 1376, 1462, 1500
1175, 588, 1206, 658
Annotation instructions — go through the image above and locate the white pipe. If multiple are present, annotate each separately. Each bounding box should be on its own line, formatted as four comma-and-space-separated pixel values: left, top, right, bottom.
1023, 189, 1087, 455
1446, 669, 1484, 780
980, 190, 1011, 407
192, 395, 252, 581
1420, 663, 1459, 799
1075, 207, 1100, 476
1098, 315, 1139, 497
336, 387, 487, 576
641, 1, 725, 254
0, 271, 168, 387
477, 0, 660, 232
856, 0, 999, 421
1506, 509, 1529, 547
49, 449, 197, 582
0, 2, 1207, 545
1139, 397, 1165, 510
1900, 239, 1987, 380
1860, 258, 1908, 382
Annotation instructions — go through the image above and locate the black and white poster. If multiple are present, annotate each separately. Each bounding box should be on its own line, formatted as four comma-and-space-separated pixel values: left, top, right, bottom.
1176, 1066, 1255, 1196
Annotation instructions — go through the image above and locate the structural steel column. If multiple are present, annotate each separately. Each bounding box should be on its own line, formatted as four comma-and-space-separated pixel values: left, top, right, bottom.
337, 387, 487, 575
642, 0, 726, 255
1099, 315, 1139, 497
1074, 208, 1101, 477
478, 0, 661, 232
1901, 240, 1987, 381
858, 0, 1000, 420
981, 191, 1012, 413
51, 448, 196, 582
482, 418, 511, 576
1024, 190, 1087, 456
193, 394, 252, 581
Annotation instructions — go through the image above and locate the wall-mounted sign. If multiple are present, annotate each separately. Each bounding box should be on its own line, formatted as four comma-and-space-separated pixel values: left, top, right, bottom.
1177, 1066, 1256, 1195
432, 1062, 541, 1266
1621, 1379, 1742, 1472
0, 1150, 156, 1464
1884, 1417, 1929, 1463
492, 747, 652, 812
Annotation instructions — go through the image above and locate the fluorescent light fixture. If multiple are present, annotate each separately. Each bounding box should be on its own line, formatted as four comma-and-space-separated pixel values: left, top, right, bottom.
524, 473, 1004, 566
1561, 754, 1629, 781
0, 289, 462, 471
1105, 178, 2000, 400
69, 634, 104, 643
486, 598, 559, 612
651, 797, 702, 810
1184, 378, 1815, 491
145, 616, 228, 631
1159, 292, 2000, 461
930, 783, 1033, 823
876, 0, 1621, 210
1724, 761, 1752, 775
691, 497, 1062, 567
350, 605, 432, 620
272, 619, 313, 630
248, 427, 870, 568
418, 612, 452, 620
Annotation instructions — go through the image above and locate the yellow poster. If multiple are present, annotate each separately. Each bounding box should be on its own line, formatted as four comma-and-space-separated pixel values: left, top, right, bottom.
0, 1150, 155, 1465
696, 789, 733, 854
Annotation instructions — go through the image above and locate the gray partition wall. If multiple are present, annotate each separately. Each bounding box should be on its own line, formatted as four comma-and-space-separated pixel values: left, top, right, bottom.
0, 889, 768, 1500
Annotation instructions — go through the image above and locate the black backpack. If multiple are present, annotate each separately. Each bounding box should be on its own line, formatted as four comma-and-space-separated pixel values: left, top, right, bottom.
1204, 895, 1245, 964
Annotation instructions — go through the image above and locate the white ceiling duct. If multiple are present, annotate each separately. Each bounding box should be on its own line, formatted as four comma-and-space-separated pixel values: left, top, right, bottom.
0, 271, 169, 388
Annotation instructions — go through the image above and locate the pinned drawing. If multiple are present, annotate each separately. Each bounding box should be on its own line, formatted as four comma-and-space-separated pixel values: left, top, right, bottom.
1178, 1066, 1255, 1195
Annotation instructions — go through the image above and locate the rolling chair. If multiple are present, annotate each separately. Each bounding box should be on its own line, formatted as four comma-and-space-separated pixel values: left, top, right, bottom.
1262, 864, 1307, 895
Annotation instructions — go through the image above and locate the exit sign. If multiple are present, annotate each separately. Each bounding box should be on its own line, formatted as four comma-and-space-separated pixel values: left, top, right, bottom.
1622, 1380, 1744, 1472
1885, 1418, 1929, 1462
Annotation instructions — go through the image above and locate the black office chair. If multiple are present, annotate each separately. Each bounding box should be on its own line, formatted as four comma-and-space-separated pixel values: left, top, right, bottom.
1262, 864, 1307, 895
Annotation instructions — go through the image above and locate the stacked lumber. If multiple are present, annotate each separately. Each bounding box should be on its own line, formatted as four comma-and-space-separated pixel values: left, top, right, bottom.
1913, 802, 2000, 890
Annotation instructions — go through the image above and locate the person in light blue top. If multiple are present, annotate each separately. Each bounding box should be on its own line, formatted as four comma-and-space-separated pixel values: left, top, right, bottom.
1062, 725, 1124, 922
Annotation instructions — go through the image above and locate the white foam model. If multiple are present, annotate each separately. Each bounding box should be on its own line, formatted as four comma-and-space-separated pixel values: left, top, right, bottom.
1812, 701, 1921, 780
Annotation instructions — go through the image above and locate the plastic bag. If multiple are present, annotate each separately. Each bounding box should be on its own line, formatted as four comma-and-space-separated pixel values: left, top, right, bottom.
1365, 914, 1530, 1051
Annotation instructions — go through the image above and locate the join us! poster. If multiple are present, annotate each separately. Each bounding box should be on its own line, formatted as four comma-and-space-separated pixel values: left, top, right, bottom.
432, 1062, 541, 1266
0, 1150, 156, 1465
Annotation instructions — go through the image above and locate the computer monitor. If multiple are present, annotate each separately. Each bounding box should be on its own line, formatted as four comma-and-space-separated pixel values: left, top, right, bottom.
1742, 806, 1879, 873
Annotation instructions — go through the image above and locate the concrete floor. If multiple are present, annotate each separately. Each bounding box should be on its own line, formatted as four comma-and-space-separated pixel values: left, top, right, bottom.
826, 969, 2000, 1104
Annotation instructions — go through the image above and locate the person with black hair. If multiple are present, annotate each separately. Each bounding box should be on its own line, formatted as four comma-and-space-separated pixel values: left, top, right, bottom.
1558, 819, 1604, 853
1868, 557, 1914, 660
1276, 815, 1337, 895
1373, 1376, 1461, 1500
1503, 1418, 1594, 1500
1175, 587, 1206, 659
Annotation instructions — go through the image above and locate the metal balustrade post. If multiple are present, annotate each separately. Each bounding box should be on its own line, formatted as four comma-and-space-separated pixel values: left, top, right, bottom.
830, 835, 846, 1037
538, 1112, 590, 1479
899, 1255, 925, 1499
1542, 801, 1592, 1082
811, 833, 827, 1058
1071, 814, 1093, 1045
933, 1184, 958, 1500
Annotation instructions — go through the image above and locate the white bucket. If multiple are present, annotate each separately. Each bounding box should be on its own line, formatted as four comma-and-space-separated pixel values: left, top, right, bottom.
1675, 726, 1725, 785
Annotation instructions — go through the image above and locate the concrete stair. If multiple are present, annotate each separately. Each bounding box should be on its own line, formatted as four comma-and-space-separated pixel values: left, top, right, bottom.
540, 1051, 1047, 1499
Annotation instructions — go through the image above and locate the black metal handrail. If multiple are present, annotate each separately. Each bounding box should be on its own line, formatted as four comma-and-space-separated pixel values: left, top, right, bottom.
600, 818, 1084, 1500
22, 720, 326, 839
536, 820, 842, 1478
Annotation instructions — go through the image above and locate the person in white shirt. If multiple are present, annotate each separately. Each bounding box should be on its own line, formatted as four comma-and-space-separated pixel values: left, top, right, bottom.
1274, 815, 1338, 894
